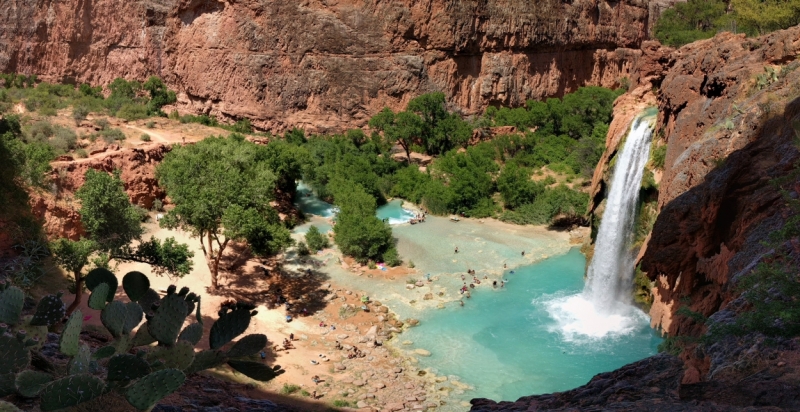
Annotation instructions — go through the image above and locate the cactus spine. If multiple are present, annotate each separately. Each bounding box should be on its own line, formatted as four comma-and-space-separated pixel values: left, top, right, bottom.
14, 370, 53, 397
60, 310, 83, 357
39, 374, 106, 411
29, 292, 65, 326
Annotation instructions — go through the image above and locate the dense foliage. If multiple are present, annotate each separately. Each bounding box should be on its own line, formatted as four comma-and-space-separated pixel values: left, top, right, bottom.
157, 134, 294, 288
304, 225, 329, 253
654, 0, 800, 47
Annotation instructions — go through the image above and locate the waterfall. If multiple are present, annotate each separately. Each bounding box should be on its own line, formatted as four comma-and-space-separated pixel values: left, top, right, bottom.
584, 117, 654, 313
545, 115, 654, 340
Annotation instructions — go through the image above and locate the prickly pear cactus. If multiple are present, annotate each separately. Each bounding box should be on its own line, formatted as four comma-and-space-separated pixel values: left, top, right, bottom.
60, 310, 83, 357
138, 288, 161, 316
87, 282, 110, 310
0, 399, 24, 412
0, 373, 17, 397
16, 316, 47, 350
130, 323, 156, 347
122, 302, 143, 334
100, 300, 126, 337
0, 333, 30, 375
0, 284, 24, 325
84, 267, 118, 303
227, 360, 284, 381
29, 292, 65, 326
227, 334, 267, 358
177, 323, 203, 345
125, 368, 186, 411
209, 302, 255, 349
184, 350, 227, 375
39, 374, 106, 411
147, 341, 196, 371
14, 370, 53, 397
107, 354, 151, 382
148, 290, 188, 346
122, 271, 150, 302
67, 344, 92, 375
92, 345, 116, 360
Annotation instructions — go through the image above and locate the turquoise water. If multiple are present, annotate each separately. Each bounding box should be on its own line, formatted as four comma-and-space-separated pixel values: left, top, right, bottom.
376, 199, 417, 224
399, 249, 661, 403
295, 182, 337, 217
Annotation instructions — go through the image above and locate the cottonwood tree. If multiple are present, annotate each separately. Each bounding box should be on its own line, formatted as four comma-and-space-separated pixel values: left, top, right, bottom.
51, 169, 194, 314
156, 134, 292, 290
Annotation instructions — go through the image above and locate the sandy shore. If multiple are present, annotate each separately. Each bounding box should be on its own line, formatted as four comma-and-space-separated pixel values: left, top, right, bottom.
68, 213, 461, 411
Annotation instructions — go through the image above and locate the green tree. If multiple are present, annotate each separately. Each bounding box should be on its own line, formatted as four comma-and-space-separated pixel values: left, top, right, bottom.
142, 76, 177, 115
731, 0, 800, 35
53, 169, 194, 313
654, 0, 728, 47
305, 225, 329, 252
497, 162, 543, 209
331, 180, 394, 262
157, 135, 292, 289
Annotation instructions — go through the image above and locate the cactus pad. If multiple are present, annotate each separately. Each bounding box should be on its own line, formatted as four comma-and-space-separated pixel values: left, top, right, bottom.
15, 370, 53, 397
122, 271, 150, 302
138, 288, 161, 316
84, 267, 118, 302
209, 304, 253, 350
0, 334, 30, 374
146, 341, 195, 371
0, 373, 16, 397
227, 334, 268, 358
0, 400, 23, 412
178, 323, 203, 345
87, 282, 110, 310
108, 354, 151, 381
29, 293, 65, 326
130, 323, 156, 347
0, 285, 24, 325
60, 310, 83, 357
92, 345, 116, 360
39, 374, 106, 411
227, 360, 284, 381
100, 300, 126, 337
16, 315, 48, 350
68, 344, 92, 375
149, 292, 188, 345
123, 302, 144, 334
184, 350, 227, 375
125, 368, 185, 411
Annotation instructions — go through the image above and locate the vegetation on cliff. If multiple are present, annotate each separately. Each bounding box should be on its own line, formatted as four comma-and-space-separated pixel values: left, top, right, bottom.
655, 0, 800, 47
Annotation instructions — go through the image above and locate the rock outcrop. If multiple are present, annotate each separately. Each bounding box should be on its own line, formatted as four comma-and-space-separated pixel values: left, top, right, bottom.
0, 0, 651, 132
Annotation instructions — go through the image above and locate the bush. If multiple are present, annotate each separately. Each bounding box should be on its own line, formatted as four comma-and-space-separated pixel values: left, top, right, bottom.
72, 105, 90, 125
650, 144, 667, 170
75, 148, 88, 158
140, 133, 151, 141
152, 198, 163, 212
500, 185, 588, 225
304, 225, 329, 252
50, 126, 78, 152
383, 246, 401, 267
27, 120, 54, 143
145, 121, 155, 128
297, 241, 310, 256
653, 0, 728, 47
281, 384, 301, 395
100, 128, 126, 143
94, 118, 110, 130
333, 400, 352, 407
117, 103, 149, 121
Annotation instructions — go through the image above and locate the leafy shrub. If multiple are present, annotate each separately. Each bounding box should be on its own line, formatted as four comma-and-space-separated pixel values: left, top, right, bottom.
140, 133, 151, 142
297, 241, 310, 256
50, 126, 78, 153
500, 185, 588, 225
145, 121, 155, 128
152, 198, 163, 212
100, 128, 126, 144
94, 118, 110, 131
304, 225, 329, 252
75, 148, 88, 158
72, 105, 90, 125
383, 246, 401, 266
333, 400, 352, 407
280, 383, 301, 395
650, 144, 667, 170
116, 103, 149, 121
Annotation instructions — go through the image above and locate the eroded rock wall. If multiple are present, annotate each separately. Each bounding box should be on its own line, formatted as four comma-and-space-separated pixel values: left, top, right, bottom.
0, 0, 650, 132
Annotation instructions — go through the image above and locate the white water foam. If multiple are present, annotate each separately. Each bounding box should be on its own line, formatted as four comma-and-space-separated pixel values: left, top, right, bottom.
546, 116, 654, 339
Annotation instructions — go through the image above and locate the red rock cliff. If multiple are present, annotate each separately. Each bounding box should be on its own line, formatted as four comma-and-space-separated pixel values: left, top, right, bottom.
0, 0, 650, 132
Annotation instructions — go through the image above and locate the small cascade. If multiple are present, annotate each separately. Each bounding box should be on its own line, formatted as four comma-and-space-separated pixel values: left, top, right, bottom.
547, 115, 654, 340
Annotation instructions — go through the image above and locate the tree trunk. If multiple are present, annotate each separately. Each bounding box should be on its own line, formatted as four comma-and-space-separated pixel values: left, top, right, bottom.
208, 232, 217, 290
401, 141, 411, 163
66, 271, 83, 315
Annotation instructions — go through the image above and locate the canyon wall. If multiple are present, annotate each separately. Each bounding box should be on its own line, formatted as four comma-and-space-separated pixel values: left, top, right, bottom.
0, 0, 651, 132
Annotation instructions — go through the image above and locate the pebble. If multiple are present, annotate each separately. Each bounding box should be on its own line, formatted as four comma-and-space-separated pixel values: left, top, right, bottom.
393, 367, 403, 373
357, 401, 368, 408
402, 340, 413, 345
335, 364, 347, 370
372, 382, 386, 389
353, 380, 365, 387
414, 349, 431, 357
405, 383, 415, 389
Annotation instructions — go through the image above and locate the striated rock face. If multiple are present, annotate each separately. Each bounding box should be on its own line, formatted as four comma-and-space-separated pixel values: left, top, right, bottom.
29, 143, 172, 240
0, 0, 650, 132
